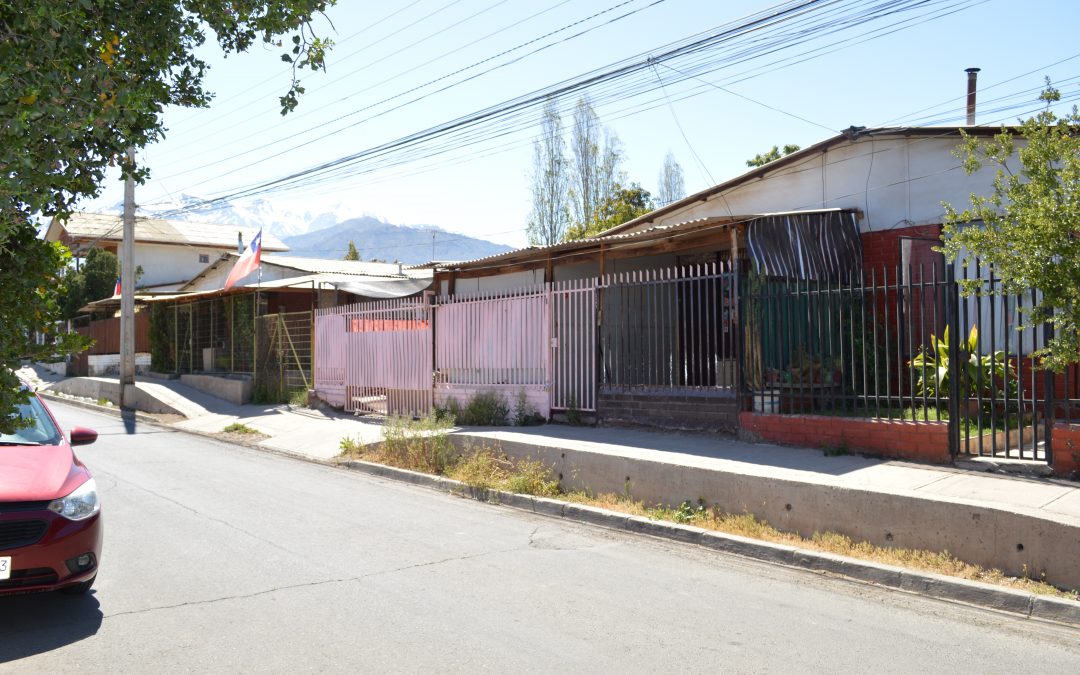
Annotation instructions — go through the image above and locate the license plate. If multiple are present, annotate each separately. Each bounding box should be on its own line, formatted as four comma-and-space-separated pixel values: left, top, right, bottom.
0, 557, 9, 580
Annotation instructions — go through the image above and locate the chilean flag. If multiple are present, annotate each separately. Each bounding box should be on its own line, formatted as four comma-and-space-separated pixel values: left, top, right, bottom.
114, 276, 121, 297
224, 229, 262, 290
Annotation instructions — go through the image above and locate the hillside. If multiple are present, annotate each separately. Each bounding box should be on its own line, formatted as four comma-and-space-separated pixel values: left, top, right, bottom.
281, 216, 513, 264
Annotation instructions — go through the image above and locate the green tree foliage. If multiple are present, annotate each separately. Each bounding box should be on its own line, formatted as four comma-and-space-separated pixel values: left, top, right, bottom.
0, 0, 333, 421
746, 144, 801, 168
344, 240, 360, 260
941, 83, 1080, 372
0, 220, 90, 433
60, 248, 119, 319
566, 183, 655, 240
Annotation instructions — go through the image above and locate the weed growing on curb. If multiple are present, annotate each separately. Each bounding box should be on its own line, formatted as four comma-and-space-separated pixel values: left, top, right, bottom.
223, 422, 259, 434
513, 391, 545, 426
288, 389, 309, 408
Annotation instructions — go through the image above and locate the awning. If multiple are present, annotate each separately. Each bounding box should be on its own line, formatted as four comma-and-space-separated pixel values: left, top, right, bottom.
746, 210, 862, 281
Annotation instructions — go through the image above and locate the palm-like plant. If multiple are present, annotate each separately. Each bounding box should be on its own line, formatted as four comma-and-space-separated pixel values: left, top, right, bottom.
909, 325, 1016, 403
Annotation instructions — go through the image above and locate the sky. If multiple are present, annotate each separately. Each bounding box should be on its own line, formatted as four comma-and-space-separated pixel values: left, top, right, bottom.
85, 0, 1080, 253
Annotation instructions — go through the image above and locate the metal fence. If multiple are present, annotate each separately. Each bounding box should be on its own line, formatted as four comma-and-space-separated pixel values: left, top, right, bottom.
254, 311, 313, 404
150, 295, 256, 374
600, 262, 738, 392
743, 259, 1076, 461
320, 298, 433, 418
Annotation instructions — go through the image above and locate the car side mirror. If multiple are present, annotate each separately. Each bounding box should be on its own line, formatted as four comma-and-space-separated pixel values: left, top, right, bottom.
69, 427, 98, 446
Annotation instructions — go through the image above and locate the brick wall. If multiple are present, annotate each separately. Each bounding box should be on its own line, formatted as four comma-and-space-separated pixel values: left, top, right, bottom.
860, 223, 942, 274
739, 411, 952, 464
599, 390, 738, 433
1052, 423, 1080, 478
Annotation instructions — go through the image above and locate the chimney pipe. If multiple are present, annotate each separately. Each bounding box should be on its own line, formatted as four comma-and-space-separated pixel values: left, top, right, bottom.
965, 67, 980, 126
237, 231, 244, 255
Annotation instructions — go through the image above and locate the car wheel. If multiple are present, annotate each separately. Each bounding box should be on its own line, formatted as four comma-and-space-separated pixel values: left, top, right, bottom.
60, 575, 96, 595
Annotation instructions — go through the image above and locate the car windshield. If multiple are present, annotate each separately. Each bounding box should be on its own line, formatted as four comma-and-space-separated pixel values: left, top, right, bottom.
1, 395, 62, 446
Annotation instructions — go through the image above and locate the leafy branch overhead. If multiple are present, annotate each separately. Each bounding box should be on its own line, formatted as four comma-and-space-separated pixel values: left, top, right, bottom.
0, 0, 335, 425
1, 0, 335, 228
941, 82, 1080, 371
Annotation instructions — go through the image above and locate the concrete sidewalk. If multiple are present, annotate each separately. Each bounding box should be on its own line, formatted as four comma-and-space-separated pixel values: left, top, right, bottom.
28, 367, 1080, 591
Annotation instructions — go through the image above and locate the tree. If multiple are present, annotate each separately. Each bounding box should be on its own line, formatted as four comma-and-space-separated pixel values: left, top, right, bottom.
0, 0, 333, 422
526, 99, 571, 246
60, 248, 119, 319
746, 144, 801, 168
941, 83, 1080, 372
344, 240, 360, 260
568, 97, 622, 230
657, 151, 685, 205
0, 221, 90, 433
567, 183, 655, 240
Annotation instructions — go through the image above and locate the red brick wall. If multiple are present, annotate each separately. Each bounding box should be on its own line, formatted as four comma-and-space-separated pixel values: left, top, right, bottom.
739, 412, 951, 464
1053, 423, 1080, 478
860, 223, 942, 275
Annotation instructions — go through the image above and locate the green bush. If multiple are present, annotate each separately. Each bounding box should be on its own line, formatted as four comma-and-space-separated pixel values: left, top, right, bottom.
457, 391, 509, 426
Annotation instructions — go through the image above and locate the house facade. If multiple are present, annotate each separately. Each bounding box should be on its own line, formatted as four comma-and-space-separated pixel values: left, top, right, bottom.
45, 212, 289, 291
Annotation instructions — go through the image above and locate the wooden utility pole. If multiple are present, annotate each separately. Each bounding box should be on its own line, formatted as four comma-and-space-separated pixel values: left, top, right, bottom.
119, 147, 136, 407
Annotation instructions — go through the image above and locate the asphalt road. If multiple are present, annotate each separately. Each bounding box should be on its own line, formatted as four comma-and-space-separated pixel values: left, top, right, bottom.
2, 401, 1078, 673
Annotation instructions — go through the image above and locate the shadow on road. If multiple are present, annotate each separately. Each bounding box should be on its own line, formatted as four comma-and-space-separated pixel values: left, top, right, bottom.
0, 591, 102, 662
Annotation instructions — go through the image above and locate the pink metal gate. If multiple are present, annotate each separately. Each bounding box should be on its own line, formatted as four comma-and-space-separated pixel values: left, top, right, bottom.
317, 298, 433, 418
434, 286, 551, 417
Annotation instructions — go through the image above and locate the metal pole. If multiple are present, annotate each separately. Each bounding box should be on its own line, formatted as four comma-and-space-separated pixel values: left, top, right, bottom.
119, 146, 136, 408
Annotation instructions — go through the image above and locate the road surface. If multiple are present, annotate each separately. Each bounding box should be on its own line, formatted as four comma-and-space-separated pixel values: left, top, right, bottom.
2, 401, 1078, 672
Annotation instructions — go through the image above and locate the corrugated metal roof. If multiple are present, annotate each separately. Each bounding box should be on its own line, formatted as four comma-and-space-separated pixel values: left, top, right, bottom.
439, 216, 738, 271
51, 212, 290, 251
440, 210, 848, 273
260, 255, 430, 278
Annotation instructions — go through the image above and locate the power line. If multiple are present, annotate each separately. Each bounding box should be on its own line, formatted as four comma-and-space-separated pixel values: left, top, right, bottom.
154, 0, 960, 213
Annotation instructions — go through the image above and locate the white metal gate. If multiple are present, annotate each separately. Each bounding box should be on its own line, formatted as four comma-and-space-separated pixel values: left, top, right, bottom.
549, 278, 596, 412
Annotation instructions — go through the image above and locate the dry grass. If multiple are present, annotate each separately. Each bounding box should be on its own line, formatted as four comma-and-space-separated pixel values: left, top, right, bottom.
339, 417, 1077, 600
560, 493, 1076, 599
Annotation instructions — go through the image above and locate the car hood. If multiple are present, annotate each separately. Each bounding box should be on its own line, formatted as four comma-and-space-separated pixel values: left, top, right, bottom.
0, 443, 83, 502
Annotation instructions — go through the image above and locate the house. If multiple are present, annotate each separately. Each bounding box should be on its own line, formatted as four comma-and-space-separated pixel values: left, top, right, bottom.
141, 254, 434, 404
44, 212, 289, 291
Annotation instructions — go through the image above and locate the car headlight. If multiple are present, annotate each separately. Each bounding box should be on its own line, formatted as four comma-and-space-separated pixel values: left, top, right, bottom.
48, 478, 100, 521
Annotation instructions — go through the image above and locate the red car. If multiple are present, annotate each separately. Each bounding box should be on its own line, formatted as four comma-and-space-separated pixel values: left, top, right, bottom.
0, 390, 101, 595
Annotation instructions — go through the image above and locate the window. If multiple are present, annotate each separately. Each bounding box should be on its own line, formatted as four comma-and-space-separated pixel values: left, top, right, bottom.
198, 253, 209, 263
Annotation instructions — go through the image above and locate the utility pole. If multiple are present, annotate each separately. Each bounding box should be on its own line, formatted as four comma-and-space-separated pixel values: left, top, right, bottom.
119, 146, 136, 407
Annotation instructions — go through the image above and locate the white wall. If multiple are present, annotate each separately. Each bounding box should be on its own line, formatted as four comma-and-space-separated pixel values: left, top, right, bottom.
452, 268, 545, 295
133, 242, 223, 289
640, 134, 1007, 234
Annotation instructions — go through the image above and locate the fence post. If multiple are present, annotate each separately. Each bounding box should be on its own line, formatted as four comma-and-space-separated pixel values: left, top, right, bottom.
946, 264, 961, 459
1043, 320, 1055, 466
735, 265, 746, 412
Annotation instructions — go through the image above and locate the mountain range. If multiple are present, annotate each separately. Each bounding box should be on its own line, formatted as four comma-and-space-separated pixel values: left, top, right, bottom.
129, 194, 513, 264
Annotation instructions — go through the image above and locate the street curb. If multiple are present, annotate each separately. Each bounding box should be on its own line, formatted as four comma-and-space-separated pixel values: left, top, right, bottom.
39, 392, 161, 425
338, 457, 1080, 627
45, 396, 1080, 627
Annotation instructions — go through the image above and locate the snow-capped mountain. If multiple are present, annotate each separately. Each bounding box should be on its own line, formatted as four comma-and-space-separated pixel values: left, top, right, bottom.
135, 193, 347, 238
109, 193, 513, 264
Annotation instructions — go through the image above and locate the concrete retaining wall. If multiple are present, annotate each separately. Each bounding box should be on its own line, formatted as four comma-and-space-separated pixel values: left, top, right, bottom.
180, 374, 252, 405
452, 433, 1080, 591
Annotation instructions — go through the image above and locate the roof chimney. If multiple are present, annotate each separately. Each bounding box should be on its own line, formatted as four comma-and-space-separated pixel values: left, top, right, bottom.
965, 67, 980, 126
237, 231, 244, 255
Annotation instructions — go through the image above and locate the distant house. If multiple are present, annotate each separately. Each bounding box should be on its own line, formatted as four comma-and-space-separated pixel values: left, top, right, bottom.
179, 253, 433, 310
44, 212, 289, 292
